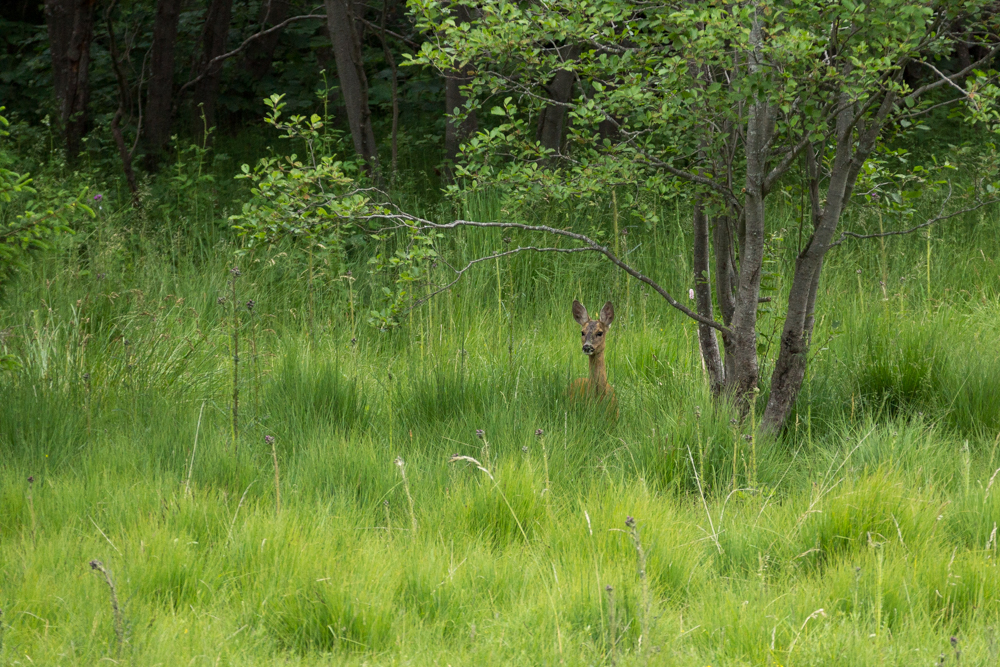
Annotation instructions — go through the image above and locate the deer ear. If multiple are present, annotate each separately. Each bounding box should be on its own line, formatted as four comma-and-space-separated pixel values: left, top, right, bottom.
599, 301, 615, 325
572, 300, 589, 325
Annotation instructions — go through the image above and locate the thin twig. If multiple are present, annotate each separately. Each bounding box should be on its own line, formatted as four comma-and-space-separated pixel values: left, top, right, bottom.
906, 42, 1000, 100
367, 209, 730, 332
832, 191, 999, 247
175, 13, 327, 106
408, 245, 590, 311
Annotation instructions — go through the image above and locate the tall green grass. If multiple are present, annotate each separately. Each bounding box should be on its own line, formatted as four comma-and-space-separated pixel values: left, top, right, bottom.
1, 181, 999, 665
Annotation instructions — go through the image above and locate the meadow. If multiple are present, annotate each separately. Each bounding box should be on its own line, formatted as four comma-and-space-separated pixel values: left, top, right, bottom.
1, 140, 1000, 665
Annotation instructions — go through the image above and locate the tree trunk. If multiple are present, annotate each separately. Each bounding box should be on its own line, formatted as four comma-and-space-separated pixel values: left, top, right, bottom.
693, 201, 725, 391
536, 45, 580, 159
444, 72, 477, 165
711, 212, 739, 382
725, 104, 773, 402
712, 213, 737, 326
326, 0, 378, 172
721, 16, 774, 407
193, 0, 233, 142
104, 3, 139, 203
241, 0, 290, 81
444, 6, 477, 172
143, 0, 182, 168
761, 89, 897, 432
45, 0, 94, 162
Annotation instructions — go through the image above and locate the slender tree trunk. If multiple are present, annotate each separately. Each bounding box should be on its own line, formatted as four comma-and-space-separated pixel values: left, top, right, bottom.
536, 45, 580, 158
143, 0, 181, 168
326, 0, 378, 172
713, 214, 737, 326
726, 105, 773, 402
722, 15, 774, 406
45, 0, 95, 162
761, 89, 897, 431
444, 6, 477, 172
712, 212, 739, 382
104, 3, 139, 203
241, 0, 290, 81
193, 0, 233, 142
693, 201, 725, 391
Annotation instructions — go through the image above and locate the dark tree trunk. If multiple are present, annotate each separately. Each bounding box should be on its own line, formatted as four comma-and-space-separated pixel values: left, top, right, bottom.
693, 202, 725, 391
241, 0, 290, 81
326, 0, 378, 172
713, 214, 737, 326
2, 0, 45, 22
143, 0, 182, 168
536, 45, 580, 159
45, 0, 95, 162
104, 2, 139, 203
444, 72, 477, 164
193, 0, 233, 142
598, 117, 619, 144
712, 212, 739, 382
444, 6, 477, 172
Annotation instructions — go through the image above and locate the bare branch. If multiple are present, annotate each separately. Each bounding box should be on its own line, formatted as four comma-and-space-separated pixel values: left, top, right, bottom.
763, 134, 813, 195
357, 17, 419, 49
918, 60, 972, 98
367, 209, 730, 332
645, 158, 741, 208
906, 42, 1000, 100
894, 95, 964, 122
176, 13, 327, 104
831, 189, 998, 247
408, 245, 590, 311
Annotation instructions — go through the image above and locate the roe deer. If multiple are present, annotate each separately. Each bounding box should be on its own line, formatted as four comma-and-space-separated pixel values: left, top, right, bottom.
569, 300, 617, 414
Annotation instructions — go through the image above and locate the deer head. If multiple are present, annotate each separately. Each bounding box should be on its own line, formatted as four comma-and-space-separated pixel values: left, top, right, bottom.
572, 300, 615, 356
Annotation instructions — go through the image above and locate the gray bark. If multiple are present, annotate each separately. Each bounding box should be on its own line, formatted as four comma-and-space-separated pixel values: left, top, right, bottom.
45, 0, 94, 161
693, 202, 725, 391
143, 0, 181, 167
326, 0, 379, 172
761, 89, 898, 431
726, 16, 774, 403
712, 212, 739, 384
712, 213, 737, 326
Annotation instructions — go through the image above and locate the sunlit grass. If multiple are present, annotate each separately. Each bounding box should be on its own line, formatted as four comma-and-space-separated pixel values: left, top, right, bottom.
1, 189, 999, 665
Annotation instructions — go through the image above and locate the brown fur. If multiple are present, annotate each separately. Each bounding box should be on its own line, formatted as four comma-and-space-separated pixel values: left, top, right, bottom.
569, 300, 618, 416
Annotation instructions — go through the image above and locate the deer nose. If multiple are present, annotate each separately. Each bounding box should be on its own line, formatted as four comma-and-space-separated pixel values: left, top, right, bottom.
582, 343, 594, 354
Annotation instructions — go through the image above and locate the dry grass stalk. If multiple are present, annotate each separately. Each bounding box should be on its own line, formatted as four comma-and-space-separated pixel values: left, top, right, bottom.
89, 559, 125, 657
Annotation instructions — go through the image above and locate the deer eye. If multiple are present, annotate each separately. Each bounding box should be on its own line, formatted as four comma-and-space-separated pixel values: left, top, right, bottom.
581, 332, 585, 336
597, 332, 603, 337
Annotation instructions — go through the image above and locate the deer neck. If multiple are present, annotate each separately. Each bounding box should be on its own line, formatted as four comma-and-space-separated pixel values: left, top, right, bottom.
588, 351, 609, 393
